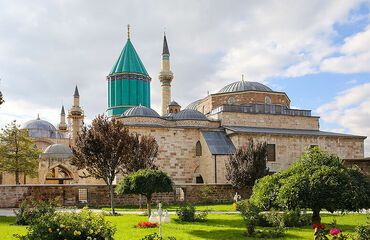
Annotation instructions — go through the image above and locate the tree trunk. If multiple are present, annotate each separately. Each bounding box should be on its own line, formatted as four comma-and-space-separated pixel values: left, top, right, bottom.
109, 184, 115, 215
312, 209, 321, 240
15, 170, 20, 185
147, 195, 152, 217
24, 173, 26, 184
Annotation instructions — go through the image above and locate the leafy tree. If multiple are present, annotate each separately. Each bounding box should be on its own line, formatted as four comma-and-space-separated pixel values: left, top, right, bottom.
0, 120, 40, 184
249, 147, 370, 239
124, 133, 158, 173
116, 169, 173, 216
71, 114, 134, 215
225, 139, 269, 188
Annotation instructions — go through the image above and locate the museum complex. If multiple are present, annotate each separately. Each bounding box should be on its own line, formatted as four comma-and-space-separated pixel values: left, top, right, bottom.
0, 29, 366, 186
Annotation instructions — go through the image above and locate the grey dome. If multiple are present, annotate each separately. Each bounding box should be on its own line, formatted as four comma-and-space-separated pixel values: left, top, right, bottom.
22, 119, 62, 139
173, 109, 208, 121
123, 105, 160, 117
185, 99, 201, 110
42, 144, 72, 159
168, 101, 180, 106
218, 81, 272, 93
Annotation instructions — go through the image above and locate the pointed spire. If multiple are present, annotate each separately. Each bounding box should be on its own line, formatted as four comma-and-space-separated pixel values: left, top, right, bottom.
74, 85, 79, 97
127, 24, 130, 40
37, 113, 40, 120
162, 33, 170, 55
61, 105, 65, 115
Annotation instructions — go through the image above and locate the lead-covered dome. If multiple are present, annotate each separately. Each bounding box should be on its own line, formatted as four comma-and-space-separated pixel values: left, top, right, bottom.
173, 109, 208, 121
22, 118, 62, 138
123, 105, 160, 117
218, 81, 272, 93
42, 144, 72, 159
185, 99, 202, 110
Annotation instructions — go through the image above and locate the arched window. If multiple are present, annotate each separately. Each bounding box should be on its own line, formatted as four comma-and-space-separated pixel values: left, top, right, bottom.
196, 141, 202, 156
265, 96, 271, 104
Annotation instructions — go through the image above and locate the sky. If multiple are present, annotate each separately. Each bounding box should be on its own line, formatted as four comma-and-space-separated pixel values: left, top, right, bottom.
0, 0, 369, 156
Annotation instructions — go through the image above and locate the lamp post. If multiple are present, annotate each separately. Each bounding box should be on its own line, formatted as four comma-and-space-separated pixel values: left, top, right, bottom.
234, 192, 241, 202
148, 202, 171, 238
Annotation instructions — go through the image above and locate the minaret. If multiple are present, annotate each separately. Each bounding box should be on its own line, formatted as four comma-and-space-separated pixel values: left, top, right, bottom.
159, 33, 174, 115
68, 85, 84, 143
58, 105, 68, 132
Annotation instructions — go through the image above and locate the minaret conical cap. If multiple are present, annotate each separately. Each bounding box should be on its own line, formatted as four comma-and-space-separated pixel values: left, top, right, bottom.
74, 85, 79, 97
162, 33, 170, 55
61, 105, 65, 115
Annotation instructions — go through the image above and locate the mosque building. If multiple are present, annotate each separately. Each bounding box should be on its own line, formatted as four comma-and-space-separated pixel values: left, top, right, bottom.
0, 26, 366, 185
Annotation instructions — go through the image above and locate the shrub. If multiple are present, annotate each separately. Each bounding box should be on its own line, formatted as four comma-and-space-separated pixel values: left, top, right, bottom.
355, 221, 370, 240
13, 198, 58, 225
15, 207, 116, 240
264, 209, 311, 227
141, 233, 176, 240
176, 204, 208, 222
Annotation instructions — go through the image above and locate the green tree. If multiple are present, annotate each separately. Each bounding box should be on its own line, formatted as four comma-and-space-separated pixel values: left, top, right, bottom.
71, 114, 135, 215
249, 147, 370, 239
116, 169, 173, 216
0, 120, 40, 184
225, 138, 269, 188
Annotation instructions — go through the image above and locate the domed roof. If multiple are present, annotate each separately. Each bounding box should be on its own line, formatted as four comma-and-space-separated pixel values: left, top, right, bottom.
185, 99, 202, 110
173, 109, 208, 121
218, 81, 272, 93
42, 144, 72, 159
22, 118, 62, 139
168, 101, 180, 106
123, 105, 160, 117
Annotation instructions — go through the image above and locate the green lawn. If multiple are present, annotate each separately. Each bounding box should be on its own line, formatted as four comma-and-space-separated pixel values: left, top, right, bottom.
101, 203, 234, 212
0, 213, 367, 239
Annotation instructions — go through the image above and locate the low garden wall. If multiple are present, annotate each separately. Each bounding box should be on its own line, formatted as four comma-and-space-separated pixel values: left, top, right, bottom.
0, 184, 252, 208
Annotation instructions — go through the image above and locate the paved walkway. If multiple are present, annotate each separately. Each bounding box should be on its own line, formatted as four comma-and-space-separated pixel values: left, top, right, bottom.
1, 208, 368, 217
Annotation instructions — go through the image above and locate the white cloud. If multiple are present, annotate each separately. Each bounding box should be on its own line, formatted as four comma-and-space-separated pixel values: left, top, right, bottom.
316, 83, 370, 157
321, 26, 370, 73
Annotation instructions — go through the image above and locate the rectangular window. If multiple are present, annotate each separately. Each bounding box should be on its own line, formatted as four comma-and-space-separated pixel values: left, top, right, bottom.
267, 144, 276, 161
78, 188, 88, 203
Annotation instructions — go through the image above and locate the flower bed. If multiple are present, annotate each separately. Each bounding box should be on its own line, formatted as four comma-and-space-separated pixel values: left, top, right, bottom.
137, 222, 159, 228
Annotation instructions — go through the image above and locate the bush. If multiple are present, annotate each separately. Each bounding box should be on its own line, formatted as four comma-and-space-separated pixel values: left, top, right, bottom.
13, 198, 58, 225
141, 233, 176, 240
176, 204, 208, 222
263, 209, 311, 227
15, 207, 116, 240
355, 221, 370, 240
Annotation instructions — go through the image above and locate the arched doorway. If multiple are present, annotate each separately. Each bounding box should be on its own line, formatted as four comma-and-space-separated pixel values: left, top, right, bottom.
45, 165, 73, 184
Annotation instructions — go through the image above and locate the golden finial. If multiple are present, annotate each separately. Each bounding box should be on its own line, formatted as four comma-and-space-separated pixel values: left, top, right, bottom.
127, 24, 130, 40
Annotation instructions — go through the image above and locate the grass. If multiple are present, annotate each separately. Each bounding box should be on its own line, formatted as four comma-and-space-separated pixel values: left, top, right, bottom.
0, 213, 367, 239
101, 203, 234, 212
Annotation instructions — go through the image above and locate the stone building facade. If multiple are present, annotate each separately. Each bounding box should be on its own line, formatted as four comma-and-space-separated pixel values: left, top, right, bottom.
0, 29, 367, 187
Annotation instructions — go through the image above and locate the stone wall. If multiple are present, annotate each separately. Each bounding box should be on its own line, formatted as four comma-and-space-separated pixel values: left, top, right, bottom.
217, 112, 320, 130
196, 91, 290, 114
230, 133, 365, 171
0, 184, 248, 208
343, 158, 370, 176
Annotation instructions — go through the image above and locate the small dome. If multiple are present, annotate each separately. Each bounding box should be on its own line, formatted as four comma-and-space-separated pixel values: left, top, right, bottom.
168, 101, 180, 106
173, 109, 208, 121
22, 118, 62, 138
123, 105, 160, 117
185, 99, 202, 110
42, 144, 72, 159
218, 81, 272, 93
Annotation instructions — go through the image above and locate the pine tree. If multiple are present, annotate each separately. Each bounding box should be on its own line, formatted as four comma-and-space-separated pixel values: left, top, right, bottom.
0, 120, 40, 184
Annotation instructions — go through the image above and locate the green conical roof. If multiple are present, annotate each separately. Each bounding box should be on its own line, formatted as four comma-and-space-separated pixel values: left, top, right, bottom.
110, 39, 149, 75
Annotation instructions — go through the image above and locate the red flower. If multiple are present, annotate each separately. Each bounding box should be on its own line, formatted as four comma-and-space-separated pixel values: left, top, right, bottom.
320, 224, 325, 229
313, 223, 318, 229
37, 197, 43, 201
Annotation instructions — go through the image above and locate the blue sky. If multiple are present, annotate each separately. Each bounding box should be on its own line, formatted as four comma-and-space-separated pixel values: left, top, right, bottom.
0, 0, 369, 156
